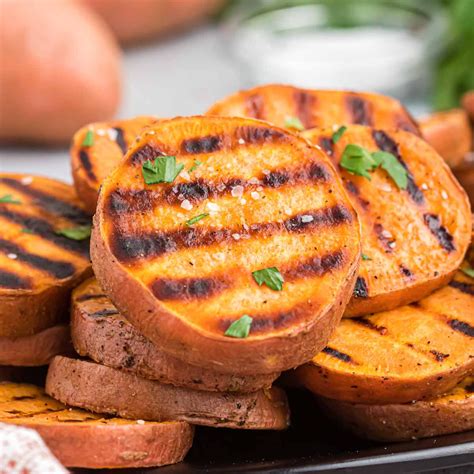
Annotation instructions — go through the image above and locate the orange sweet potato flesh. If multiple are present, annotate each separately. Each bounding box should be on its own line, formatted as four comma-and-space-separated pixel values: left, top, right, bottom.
91, 116, 361, 375
72, 277, 279, 392
419, 109, 472, 168
320, 377, 474, 442
0, 382, 193, 468
207, 84, 420, 134
453, 155, 474, 207
0, 174, 92, 338
294, 268, 474, 404
71, 116, 159, 214
302, 126, 471, 317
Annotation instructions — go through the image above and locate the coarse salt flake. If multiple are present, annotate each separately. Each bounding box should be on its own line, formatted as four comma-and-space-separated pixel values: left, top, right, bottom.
207, 202, 220, 212
21, 176, 33, 185
180, 170, 190, 181
180, 199, 193, 211
250, 191, 260, 200
7, 253, 17, 259
285, 208, 292, 216
96, 128, 107, 136
381, 229, 393, 239
388, 241, 397, 249
301, 215, 314, 223
136, 420, 145, 425
231, 185, 244, 197
421, 183, 429, 190
240, 198, 247, 205
238, 138, 245, 145
249, 177, 260, 185
107, 128, 118, 141
232, 233, 241, 240
441, 190, 448, 200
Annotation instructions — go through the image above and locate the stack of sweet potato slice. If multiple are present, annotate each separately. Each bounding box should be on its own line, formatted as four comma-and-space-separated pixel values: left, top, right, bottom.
1, 85, 473, 469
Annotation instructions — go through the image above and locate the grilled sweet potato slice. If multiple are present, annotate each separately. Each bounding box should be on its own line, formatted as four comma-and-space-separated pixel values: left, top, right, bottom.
419, 109, 472, 168
0, 325, 72, 366
71, 116, 158, 213
294, 268, 474, 404
302, 125, 471, 316
72, 277, 279, 392
46, 356, 290, 430
0, 382, 193, 468
91, 116, 360, 374
207, 84, 420, 134
453, 154, 474, 207
0, 174, 91, 338
320, 377, 474, 442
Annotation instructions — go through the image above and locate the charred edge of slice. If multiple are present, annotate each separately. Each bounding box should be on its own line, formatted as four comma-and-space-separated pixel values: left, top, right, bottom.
75, 293, 107, 302
396, 112, 420, 135
351, 317, 388, 335
319, 137, 334, 156
423, 214, 456, 253
0, 239, 76, 279
371, 130, 424, 205
448, 280, 474, 296
151, 277, 228, 301
294, 90, 316, 129
245, 93, 265, 119
79, 150, 96, 182
113, 127, 127, 154
321, 346, 356, 364
346, 95, 372, 126
110, 204, 354, 262
0, 268, 32, 289
353, 277, 369, 299
0, 209, 89, 257
448, 319, 474, 337
90, 309, 120, 318
0, 178, 90, 224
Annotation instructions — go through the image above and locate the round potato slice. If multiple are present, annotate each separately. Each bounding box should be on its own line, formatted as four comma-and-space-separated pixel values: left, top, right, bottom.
72, 277, 279, 392
91, 116, 361, 374
0, 174, 91, 338
302, 126, 471, 316
320, 377, 474, 442
294, 268, 474, 404
46, 356, 290, 430
207, 84, 420, 134
0, 382, 193, 469
71, 116, 158, 213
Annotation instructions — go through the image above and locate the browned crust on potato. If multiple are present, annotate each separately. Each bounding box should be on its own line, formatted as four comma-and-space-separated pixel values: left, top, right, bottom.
0, 174, 92, 338
0, 382, 193, 468
46, 356, 290, 430
0, 325, 72, 366
294, 269, 474, 404
319, 377, 474, 442
72, 278, 279, 392
453, 155, 474, 208
91, 116, 361, 374
70, 116, 158, 214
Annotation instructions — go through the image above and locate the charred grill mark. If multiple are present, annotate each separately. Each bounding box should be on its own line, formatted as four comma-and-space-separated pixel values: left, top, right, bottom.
90, 309, 120, 318
0, 239, 75, 279
351, 317, 387, 335
113, 127, 127, 154
107, 188, 157, 215
235, 125, 286, 145
129, 144, 164, 165
344, 180, 370, 209
322, 346, 355, 364
110, 204, 353, 261
448, 319, 474, 337
372, 130, 424, 205
346, 95, 372, 125
396, 113, 420, 135
151, 277, 227, 301
79, 150, 96, 182
75, 293, 107, 302
245, 93, 265, 119
182, 136, 223, 154
449, 280, 474, 295
319, 137, 333, 156
353, 277, 369, 299
424, 214, 455, 253
430, 350, 449, 362
466, 383, 474, 393
0, 178, 90, 224
374, 223, 395, 252
284, 249, 346, 281
0, 269, 31, 289
294, 90, 315, 129
399, 265, 413, 279
0, 209, 89, 257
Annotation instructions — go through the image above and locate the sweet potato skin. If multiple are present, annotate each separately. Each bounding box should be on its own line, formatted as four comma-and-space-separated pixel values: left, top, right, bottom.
46, 356, 290, 430
72, 278, 279, 392
0, 174, 92, 338
319, 377, 474, 442
419, 109, 472, 168
91, 116, 361, 374
0, 325, 72, 366
71, 116, 158, 214
294, 269, 474, 404
0, 382, 193, 468
453, 155, 474, 207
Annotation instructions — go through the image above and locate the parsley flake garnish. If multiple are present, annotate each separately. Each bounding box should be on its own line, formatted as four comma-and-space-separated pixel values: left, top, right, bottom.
189, 160, 202, 172
82, 130, 94, 147
55, 225, 91, 240
461, 265, 474, 278
0, 194, 21, 204
252, 267, 284, 291
361, 254, 371, 261
224, 315, 253, 338
332, 125, 347, 144
185, 213, 209, 227
284, 116, 305, 131
142, 156, 184, 185
340, 144, 408, 189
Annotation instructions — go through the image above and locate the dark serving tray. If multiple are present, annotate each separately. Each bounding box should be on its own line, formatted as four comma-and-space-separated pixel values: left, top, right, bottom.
82, 389, 474, 473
